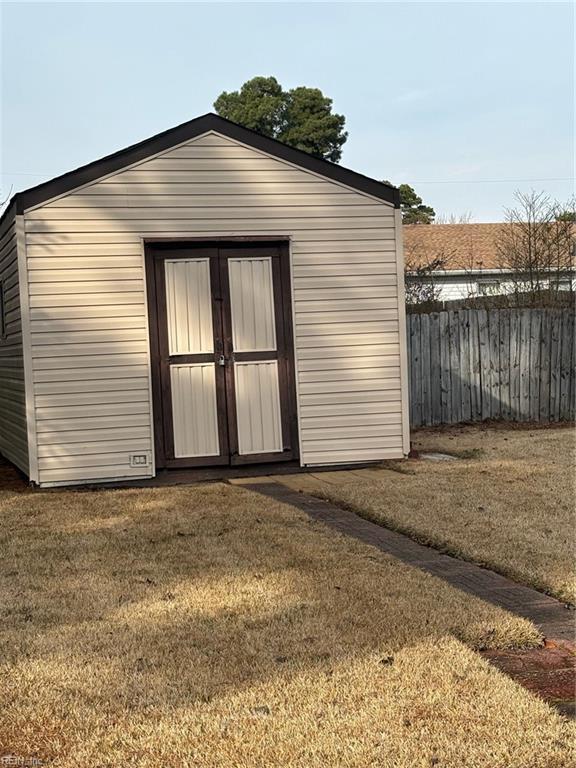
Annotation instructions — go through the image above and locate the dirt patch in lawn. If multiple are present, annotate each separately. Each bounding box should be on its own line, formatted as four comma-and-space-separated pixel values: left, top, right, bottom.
0, 482, 573, 766
482, 640, 576, 719
316, 425, 576, 604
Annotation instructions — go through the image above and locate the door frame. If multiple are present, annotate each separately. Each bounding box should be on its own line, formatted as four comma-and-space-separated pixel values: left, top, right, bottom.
144, 238, 299, 470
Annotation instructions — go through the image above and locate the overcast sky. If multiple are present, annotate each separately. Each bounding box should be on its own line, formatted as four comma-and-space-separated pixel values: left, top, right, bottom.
1, 1, 573, 221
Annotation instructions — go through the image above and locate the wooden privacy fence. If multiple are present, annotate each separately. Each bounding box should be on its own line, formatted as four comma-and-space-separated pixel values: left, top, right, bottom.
406, 308, 575, 427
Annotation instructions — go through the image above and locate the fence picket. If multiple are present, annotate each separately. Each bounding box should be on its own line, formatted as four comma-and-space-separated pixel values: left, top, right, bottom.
440, 312, 451, 423
519, 310, 531, 420
448, 311, 461, 424
420, 313, 431, 426
488, 309, 501, 419
569, 312, 576, 421
529, 310, 542, 421
430, 313, 442, 425
549, 310, 561, 421
499, 309, 511, 420
459, 310, 472, 421
406, 314, 413, 424
539, 310, 551, 422
559, 311, 574, 420
409, 315, 421, 427
477, 310, 491, 420
470, 310, 482, 420
509, 310, 521, 420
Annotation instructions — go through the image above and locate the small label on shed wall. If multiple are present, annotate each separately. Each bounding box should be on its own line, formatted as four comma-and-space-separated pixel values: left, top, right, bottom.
129, 453, 151, 467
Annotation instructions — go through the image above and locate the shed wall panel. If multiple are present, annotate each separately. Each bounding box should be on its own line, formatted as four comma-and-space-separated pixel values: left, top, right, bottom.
23, 131, 406, 484
0, 216, 28, 474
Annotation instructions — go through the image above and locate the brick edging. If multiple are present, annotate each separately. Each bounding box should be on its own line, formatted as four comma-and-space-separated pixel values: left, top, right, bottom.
243, 481, 575, 643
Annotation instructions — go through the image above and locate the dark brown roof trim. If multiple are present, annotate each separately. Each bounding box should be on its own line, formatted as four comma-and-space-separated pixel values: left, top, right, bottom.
0, 198, 16, 239
0, 113, 399, 230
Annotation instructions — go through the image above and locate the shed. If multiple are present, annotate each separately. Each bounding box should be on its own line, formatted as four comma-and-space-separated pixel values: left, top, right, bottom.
0, 113, 409, 487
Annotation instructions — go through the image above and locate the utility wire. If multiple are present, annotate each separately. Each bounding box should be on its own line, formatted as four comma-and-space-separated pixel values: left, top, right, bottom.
411, 178, 574, 185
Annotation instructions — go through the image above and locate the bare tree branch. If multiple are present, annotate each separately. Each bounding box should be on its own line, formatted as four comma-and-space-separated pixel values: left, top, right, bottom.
404, 240, 446, 305
496, 191, 575, 304
434, 211, 474, 225
0, 186, 14, 214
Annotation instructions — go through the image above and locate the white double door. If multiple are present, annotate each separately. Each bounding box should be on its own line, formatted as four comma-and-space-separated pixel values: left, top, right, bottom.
150, 244, 297, 468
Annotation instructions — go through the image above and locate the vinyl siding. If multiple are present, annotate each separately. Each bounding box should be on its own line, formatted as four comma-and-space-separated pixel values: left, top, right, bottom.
0, 215, 29, 474
23, 131, 405, 485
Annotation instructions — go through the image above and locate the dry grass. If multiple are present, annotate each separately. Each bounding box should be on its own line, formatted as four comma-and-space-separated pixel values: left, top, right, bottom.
0, 482, 573, 766
315, 425, 576, 604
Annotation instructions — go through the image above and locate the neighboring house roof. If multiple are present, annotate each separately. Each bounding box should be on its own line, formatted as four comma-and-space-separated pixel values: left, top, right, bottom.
403, 223, 507, 271
403, 222, 576, 274
0, 112, 400, 231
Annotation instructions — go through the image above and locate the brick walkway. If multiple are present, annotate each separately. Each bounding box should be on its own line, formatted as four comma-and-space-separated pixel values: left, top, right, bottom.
239, 479, 575, 715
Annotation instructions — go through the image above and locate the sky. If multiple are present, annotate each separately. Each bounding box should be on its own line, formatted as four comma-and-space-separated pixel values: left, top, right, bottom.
1, 1, 574, 221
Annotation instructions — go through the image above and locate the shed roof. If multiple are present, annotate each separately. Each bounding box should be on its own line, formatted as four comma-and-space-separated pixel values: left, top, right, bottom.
0, 113, 400, 230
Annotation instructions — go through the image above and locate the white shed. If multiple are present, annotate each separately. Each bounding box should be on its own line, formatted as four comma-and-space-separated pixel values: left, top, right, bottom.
0, 113, 409, 487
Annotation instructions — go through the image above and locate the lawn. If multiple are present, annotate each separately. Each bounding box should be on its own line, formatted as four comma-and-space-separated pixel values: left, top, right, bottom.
311, 425, 576, 604
0, 481, 573, 767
